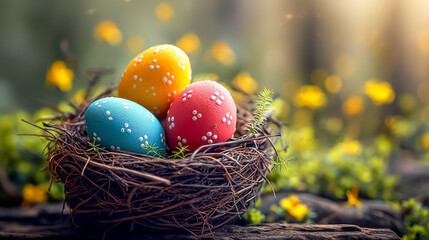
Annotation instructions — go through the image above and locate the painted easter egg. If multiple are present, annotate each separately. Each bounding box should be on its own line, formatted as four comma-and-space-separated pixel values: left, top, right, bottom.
118, 44, 192, 119
165, 81, 237, 153
85, 97, 167, 155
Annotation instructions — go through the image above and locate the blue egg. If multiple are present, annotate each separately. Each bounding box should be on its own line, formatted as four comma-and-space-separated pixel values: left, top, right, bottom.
85, 97, 167, 156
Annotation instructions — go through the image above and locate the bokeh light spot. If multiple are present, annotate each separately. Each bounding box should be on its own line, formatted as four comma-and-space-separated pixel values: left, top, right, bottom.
210, 41, 236, 65
232, 72, 258, 94
334, 55, 356, 78
418, 31, 429, 54
127, 36, 144, 53
325, 75, 342, 93
46, 61, 74, 92
311, 68, 328, 86
156, 3, 174, 21
176, 33, 201, 54
343, 96, 364, 116
93, 20, 122, 45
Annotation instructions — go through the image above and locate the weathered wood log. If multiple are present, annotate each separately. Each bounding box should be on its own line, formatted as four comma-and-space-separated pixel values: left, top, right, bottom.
0, 221, 401, 240
259, 193, 403, 236
0, 203, 400, 239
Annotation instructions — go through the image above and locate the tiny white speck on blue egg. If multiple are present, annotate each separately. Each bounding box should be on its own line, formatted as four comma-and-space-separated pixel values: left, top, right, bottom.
85, 97, 166, 156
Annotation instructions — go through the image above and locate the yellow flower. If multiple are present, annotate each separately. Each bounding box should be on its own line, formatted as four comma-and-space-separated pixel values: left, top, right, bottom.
342, 96, 364, 116
71, 89, 86, 105
176, 33, 200, 54
422, 133, 429, 150
46, 60, 74, 92
280, 195, 309, 221
22, 183, 47, 206
232, 72, 258, 94
346, 184, 362, 207
210, 41, 236, 65
364, 80, 395, 105
339, 139, 362, 155
294, 85, 326, 109
93, 20, 122, 45
325, 75, 342, 93
156, 3, 174, 21
126, 36, 144, 53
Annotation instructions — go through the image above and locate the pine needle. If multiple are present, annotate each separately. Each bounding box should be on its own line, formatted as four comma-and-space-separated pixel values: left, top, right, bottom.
142, 143, 167, 159
271, 151, 293, 173
248, 88, 274, 136
170, 145, 191, 159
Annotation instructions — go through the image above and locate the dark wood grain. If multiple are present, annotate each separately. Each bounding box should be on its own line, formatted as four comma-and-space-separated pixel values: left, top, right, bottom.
0, 203, 400, 239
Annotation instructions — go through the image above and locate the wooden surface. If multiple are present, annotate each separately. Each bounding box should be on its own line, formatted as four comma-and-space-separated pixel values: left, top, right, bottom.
259, 193, 403, 236
0, 203, 401, 239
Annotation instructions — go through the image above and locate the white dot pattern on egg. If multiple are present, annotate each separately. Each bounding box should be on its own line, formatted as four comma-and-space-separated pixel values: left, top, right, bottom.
165, 81, 237, 153
118, 44, 192, 119
85, 97, 167, 156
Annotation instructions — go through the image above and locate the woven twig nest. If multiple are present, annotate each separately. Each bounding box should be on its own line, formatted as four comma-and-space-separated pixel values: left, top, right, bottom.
36, 88, 282, 235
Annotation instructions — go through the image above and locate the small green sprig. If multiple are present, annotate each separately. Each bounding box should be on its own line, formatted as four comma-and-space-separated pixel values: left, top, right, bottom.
169, 145, 191, 159
87, 140, 104, 152
248, 88, 274, 136
272, 151, 293, 173
142, 143, 167, 159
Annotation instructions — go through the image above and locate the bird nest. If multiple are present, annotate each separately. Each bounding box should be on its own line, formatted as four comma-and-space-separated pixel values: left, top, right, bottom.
31, 87, 283, 236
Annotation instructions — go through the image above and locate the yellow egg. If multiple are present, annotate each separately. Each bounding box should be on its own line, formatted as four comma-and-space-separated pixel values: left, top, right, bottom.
118, 44, 192, 119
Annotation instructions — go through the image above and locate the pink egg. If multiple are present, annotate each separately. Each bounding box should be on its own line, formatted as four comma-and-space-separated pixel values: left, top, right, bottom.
166, 81, 237, 153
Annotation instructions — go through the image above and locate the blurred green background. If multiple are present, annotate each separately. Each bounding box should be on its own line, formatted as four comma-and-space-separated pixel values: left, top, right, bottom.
1, 0, 429, 237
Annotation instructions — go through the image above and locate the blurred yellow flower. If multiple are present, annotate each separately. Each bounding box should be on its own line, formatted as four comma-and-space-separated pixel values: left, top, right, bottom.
127, 36, 144, 53
294, 85, 326, 109
342, 96, 364, 116
338, 139, 362, 155
346, 184, 362, 207
93, 20, 122, 45
280, 195, 309, 221
210, 41, 236, 65
422, 133, 429, 150
232, 72, 258, 94
22, 183, 47, 206
364, 80, 395, 105
156, 3, 174, 21
71, 89, 86, 105
176, 33, 201, 54
311, 68, 328, 86
46, 60, 74, 92
325, 75, 342, 93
